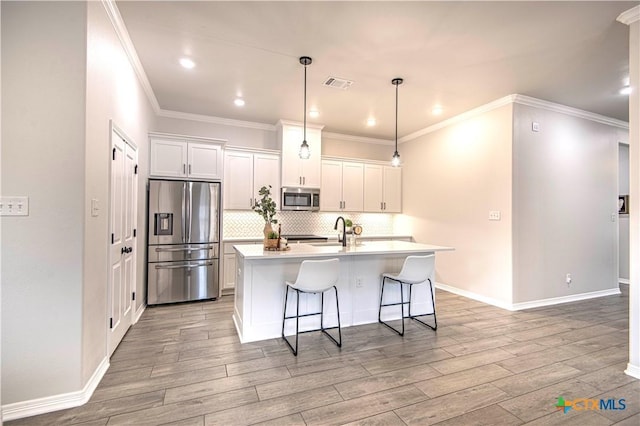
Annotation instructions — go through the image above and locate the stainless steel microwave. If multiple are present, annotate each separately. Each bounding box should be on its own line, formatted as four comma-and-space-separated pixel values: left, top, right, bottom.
281, 187, 320, 211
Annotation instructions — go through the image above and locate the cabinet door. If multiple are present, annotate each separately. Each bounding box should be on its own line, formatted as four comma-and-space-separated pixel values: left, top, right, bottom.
342, 161, 364, 212
150, 139, 187, 178
320, 160, 343, 211
363, 164, 383, 212
281, 126, 304, 187
383, 166, 402, 212
253, 153, 280, 206
222, 253, 236, 290
300, 127, 322, 188
224, 151, 254, 209
188, 142, 222, 180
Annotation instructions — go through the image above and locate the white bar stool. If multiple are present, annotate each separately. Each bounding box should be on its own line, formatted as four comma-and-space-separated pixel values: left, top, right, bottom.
378, 254, 437, 336
282, 258, 342, 356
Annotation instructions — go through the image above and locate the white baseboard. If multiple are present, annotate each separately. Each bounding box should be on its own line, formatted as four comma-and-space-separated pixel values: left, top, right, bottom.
2, 356, 109, 421
435, 282, 515, 311
435, 282, 621, 311
134, 303, 146, 324
511, 288, 621, 310
619, 278, 630, 285
625, 363, 640, 379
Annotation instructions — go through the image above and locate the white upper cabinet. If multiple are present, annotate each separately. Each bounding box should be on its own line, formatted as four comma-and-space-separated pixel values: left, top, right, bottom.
224, 149, 280, 210
150, 134, 224, 181
321, 160, 364, 212
363, 164, 402, 213
278, 121, 323, 188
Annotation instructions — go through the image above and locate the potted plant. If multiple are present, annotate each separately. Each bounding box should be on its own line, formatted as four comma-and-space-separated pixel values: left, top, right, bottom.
264, 231, 280, 249
345, 218, 353, 234
253, 185, 278, 238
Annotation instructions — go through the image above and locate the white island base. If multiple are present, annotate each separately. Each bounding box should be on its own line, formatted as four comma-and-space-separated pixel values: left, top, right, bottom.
232, 240, 453, 343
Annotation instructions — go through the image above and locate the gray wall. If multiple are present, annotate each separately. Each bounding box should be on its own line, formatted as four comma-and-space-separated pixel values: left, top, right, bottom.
619, 143, 630, 281
512, 103, 623, 304
1, 1, 87, 401
399, 105, 514, 306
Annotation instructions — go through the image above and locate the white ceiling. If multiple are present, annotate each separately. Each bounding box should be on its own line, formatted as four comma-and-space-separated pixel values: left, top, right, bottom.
116, 1, 635, 140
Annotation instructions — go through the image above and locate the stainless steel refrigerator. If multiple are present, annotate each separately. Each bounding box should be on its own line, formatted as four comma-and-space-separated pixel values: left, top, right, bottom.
147, 179, 220, 305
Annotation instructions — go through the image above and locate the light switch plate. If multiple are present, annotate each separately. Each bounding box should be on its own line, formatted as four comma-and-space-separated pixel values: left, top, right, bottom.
532, 122, 540, 132
91, 198, 100, 217
489, 210, 501, 221
0, 196, 29, 216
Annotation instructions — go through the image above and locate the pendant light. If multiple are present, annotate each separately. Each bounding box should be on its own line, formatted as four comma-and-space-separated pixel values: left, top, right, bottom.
391, 77, 403, 167
299, 56, 312, 159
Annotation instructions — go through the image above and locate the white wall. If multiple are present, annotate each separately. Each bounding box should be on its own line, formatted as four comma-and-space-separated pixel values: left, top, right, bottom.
625, 14, 639, 379
1, 0, 156, 411
619, 143, 630, 281
83, 1, 155, 382
399, 105, 514, 306
1, 1, 87, 402
154, 116, 276, 150
512, 104, 622, 304
322, 136, 391, 161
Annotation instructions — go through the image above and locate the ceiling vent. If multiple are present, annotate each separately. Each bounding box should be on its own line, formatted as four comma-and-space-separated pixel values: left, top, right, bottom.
323, 76, 353, 90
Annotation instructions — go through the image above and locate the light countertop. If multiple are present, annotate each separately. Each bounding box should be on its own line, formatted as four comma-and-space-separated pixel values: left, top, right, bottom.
234, 240, 454, 260
223, 234, 413, 243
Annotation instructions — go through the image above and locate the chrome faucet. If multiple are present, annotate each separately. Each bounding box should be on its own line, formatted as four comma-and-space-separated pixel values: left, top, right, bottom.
334, 216, 347, 247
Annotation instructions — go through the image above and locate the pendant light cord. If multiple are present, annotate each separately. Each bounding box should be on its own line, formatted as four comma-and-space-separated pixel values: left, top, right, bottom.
304, 64, 307, 142
395, 81, 398, 153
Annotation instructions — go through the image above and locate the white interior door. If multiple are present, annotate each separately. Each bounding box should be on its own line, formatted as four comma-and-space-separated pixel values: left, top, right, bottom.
109, 128, 138, 356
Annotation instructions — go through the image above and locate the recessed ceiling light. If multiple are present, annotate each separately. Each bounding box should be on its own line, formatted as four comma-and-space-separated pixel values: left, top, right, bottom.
432, 105, 443, 115
309, 109, 319, 118
366, 118, 376, 126
620, 86, 632, 95
179, 58, 195, 69
234, 98, 245, 107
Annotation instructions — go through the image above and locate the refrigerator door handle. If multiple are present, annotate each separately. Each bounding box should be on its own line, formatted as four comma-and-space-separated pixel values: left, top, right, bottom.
155, 246, 215, 252
186, 182, 193, 243
154, 261, 214, 270
181, 182, 187, 243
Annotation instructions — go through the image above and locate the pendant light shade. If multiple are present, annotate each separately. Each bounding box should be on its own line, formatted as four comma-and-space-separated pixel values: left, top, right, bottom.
391, 77, 403, 167
299, 56, 312, 159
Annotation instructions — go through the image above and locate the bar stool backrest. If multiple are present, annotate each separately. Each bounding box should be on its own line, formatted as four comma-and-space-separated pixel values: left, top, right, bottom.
395, 255, 435, 284
292, 258, 340, 292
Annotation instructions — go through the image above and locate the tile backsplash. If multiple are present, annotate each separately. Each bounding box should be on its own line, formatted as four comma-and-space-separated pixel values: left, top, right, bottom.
223, 210, 398, 239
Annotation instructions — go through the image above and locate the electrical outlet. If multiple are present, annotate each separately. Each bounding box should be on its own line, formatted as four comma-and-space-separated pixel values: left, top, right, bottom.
489, 211, 501, 221
532, 121, 540, 132
566, 273, 572, 286
356, 277, 363, 288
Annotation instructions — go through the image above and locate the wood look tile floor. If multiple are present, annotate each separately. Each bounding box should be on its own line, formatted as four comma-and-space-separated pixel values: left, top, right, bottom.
9, 286, 638, 426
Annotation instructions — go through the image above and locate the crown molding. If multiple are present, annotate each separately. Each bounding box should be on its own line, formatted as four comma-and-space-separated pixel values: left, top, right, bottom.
158, 109, 276, 131
399, 95, 516, 143
276, 119, 325, 130
101, 0, 160, 114
513, 94, 629, 129
617, 5, 640, 25
323, 132, 393, 146
399, 93, 629, 143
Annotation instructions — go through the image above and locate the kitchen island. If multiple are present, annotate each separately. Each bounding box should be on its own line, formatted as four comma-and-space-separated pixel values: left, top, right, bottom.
232, 240, 454, 343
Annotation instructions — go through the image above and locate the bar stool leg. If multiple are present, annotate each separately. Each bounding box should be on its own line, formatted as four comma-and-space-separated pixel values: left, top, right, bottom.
282, 286, 301, 356
320, 287, 342, 347
378, 277, 406, 336
407, 279, 437, 331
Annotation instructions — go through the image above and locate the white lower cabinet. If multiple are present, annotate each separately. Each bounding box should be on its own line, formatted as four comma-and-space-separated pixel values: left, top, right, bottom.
222, 253, 237, 291
220, 240, 261, 294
